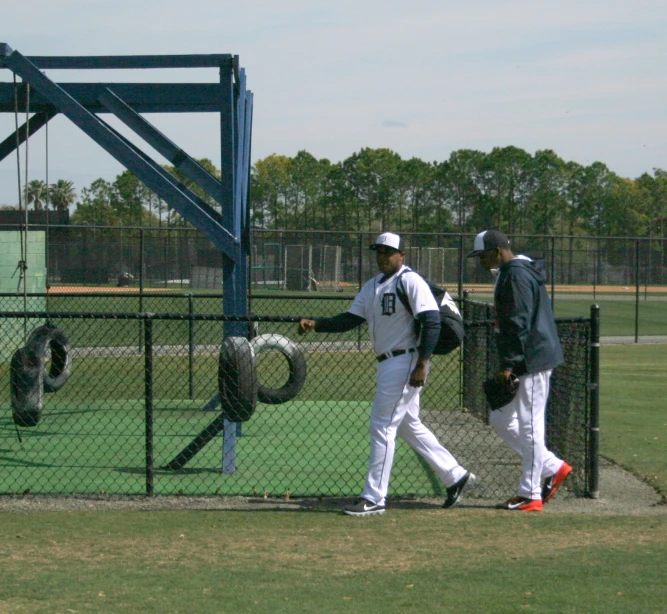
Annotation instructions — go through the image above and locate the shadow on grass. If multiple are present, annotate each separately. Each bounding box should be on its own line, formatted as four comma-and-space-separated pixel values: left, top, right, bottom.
115, 466, 225, 476
0, 455, 59, 468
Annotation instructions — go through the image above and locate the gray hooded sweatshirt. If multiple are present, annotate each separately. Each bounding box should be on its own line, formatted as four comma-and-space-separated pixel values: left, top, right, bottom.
494, 256, 564, 376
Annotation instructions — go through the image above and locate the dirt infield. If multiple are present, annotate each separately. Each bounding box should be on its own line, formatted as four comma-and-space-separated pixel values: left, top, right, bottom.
48, 285, 181, 293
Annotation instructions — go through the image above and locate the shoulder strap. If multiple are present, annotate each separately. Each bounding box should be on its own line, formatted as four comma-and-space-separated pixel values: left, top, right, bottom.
395, 268, 414, 316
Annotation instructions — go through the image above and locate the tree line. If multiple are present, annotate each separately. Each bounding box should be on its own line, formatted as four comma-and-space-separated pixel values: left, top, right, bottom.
250, 147, 667, 238
6, 147, 667, 238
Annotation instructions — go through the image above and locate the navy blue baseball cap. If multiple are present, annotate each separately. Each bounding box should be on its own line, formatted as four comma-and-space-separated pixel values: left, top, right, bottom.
467, 230, 510, 257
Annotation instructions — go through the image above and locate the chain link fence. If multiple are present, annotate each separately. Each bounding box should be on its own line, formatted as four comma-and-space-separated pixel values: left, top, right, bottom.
0, 224, 661, 344
0, 294, 597, 500
462, 297, 595, 498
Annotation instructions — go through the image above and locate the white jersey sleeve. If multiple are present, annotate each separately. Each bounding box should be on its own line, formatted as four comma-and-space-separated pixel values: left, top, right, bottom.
348, 278, 373, 319
400, 271, 438, 315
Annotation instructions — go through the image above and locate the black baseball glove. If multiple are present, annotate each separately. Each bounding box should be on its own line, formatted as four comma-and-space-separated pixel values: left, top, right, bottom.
483, 374, 519, 410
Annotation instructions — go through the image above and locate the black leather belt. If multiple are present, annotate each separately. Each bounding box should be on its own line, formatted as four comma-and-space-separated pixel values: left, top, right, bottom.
376, 348, 417, 363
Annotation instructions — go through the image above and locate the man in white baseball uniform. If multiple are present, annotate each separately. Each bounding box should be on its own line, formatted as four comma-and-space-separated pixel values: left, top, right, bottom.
299, 232, 475, 517
468, 230, 572, 512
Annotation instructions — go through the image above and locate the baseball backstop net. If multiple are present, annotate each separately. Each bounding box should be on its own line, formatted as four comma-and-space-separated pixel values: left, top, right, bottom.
0, 293, 596, 501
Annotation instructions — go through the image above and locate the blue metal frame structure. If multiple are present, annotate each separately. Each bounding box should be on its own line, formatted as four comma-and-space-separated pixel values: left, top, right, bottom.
0, 43, 253, 333
0, 43, 254, 473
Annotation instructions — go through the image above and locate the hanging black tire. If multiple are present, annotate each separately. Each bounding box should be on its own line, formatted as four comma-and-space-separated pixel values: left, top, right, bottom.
10, 347, 44, 428
218, 336, 257, 422
250, 334, 307, 405
25, 323, 72, 393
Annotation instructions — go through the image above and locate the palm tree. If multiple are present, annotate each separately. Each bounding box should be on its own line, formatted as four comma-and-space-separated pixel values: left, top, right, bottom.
48, 179, 77, 212
24, 179, 48, 211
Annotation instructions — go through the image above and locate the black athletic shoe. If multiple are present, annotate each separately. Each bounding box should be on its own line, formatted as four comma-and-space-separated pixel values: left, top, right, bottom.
343, 498, 386, 517
443, 472, 476, 509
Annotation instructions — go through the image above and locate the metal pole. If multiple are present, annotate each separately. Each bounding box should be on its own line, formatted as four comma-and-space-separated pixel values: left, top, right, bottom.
144, 317, 154, 496
459, 290, 469, 412
139, 228, 145, 351
164, 229, 169, 287
188, 293, 194, 399
593, 237, 600, 300
357, 231, 363, 351
458, 233, 464, 301
139, 227, 145, 294
587, 304, 600, 498
635, 239, 640, 343
550, 235, 556, 311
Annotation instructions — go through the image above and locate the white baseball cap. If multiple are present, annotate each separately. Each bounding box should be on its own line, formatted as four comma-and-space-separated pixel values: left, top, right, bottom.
369, 232, 404, 251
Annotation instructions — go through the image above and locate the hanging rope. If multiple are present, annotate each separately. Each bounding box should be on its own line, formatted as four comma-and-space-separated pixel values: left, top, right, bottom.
23, 82, 30, 317
12, 75, 27, 445
13, 76, 30, 336
45, 117, 50, 291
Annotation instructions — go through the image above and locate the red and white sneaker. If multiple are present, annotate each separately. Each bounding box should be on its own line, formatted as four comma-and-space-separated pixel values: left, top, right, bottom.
542, 462, 573, 503
495, 496, 543, 512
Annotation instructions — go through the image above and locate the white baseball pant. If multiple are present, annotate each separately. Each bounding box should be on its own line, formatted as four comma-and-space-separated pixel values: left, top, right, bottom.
361, 352, 468, 506
488, 369, 563, 499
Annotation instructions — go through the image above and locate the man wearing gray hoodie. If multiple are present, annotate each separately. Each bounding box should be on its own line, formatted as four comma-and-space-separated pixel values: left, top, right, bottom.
468, 230, 572, 512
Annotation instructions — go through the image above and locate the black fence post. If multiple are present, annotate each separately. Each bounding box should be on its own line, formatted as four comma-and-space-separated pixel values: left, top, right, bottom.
357, 232, 363, 351
587, 304, 600, 499
460, 290, 469, 412
139, 228, 145, 297
458, 233, 464, 300
139, 228, 145, 351
550, 235, 556, 311
593, 237, 598, 300
188, 293, 195, 399
635, 239, 640, 343
144, 316, 154, 496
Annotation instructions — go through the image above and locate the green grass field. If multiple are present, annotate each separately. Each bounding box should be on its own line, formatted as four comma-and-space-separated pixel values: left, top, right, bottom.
38, 290, 667, 344
600, 344, 667, 497
0, 303, 665, 612
469, 291, 667, 337
0, 506, 665, 612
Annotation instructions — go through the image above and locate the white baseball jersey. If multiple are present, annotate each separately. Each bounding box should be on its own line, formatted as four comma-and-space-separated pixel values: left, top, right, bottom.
348, 265, 438, 356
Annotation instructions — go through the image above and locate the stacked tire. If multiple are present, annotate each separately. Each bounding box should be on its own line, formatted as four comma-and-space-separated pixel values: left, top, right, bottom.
10, 323, 71, 427
218, 334, 307, 421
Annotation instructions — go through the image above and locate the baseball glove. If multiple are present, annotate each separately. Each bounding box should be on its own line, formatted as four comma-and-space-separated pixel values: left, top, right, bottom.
483, 374, 519, 410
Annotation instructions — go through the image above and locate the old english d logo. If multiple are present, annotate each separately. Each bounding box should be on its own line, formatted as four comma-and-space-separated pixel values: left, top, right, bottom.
382, 293, 396, 315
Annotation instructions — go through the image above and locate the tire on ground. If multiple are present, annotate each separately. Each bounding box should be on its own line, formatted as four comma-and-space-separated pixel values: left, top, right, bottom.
10, 347, 44, 427
250, 334, 307, 405
25, 323, 72, 393
218, 336, 257, 422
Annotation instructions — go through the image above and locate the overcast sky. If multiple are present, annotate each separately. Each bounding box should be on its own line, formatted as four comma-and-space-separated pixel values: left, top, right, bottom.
1, 0, 666, 206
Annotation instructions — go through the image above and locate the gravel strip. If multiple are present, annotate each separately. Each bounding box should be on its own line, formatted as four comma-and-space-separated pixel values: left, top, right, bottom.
0, 459, 663, 515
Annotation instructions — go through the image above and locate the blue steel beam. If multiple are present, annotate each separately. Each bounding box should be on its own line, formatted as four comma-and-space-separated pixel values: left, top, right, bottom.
234, 69, 248, 241
237, 89, 254, 326
24, 53, 233, 70
0, 45, 237, 259
97, 88, 224, 206
0, 45, 233, 70
241, 91, 254, 237
0, 109, 56, 163
95, 114, 227, 229
219, 59, 245, 335
0, 83, 227, 114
